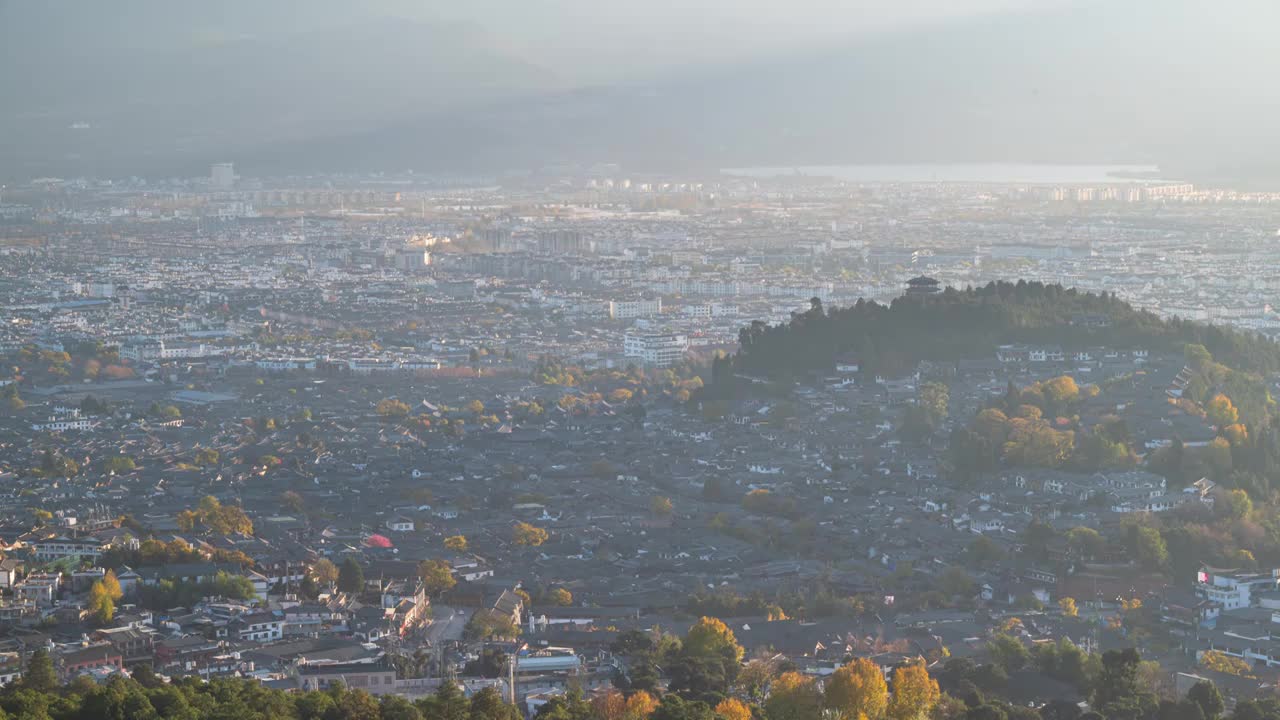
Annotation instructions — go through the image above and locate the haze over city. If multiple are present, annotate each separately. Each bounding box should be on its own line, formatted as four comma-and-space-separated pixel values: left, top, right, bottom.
3, 3, 1280, 720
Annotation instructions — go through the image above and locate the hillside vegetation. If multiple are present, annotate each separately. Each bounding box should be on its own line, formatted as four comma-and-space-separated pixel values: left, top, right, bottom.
712, 281, 1280, 384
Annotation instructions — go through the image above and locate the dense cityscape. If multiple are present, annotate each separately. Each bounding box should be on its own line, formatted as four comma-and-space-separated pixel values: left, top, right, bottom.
0, 163, 1278, 720
3, 0, 1280, 718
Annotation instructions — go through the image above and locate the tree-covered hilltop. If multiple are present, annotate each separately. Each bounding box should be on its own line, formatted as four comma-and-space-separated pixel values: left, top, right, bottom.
0, 652, 524, 720
712, 281, 1280, 383
0, 634, 1270, 720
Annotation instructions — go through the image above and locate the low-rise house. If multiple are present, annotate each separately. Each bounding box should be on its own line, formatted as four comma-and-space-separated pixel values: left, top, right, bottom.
0, 559, 23, 589
59, 644, 124, 680
15, 573, 60, 607
283, 603, 347, 636
234, 611, 285, 643
0, 653, 21, 687
384, 517, 414, 533
297, 657, 397, 694
30, 536, 102, 562
92, 627, 155, 666
154, 636, 224, 674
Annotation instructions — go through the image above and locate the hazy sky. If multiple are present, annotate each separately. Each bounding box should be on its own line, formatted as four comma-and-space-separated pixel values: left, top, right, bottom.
2, 0, 1277, 179
428, 0, 1072, 78
5, 0, 1074, 81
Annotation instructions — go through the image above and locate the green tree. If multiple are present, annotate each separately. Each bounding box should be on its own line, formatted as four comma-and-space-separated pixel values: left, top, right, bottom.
417, 559, 457, 596
967, 535, 1007, 569
23, 649, 57, 693
1185, 344, 1213, 371
338, 557, 365, 593
428, 679, 473, 720
1094, 649, 1156, 719
1067, 527, 1106, 560
1221, 489, 1252, 521
1131, 526, 1169, 571
380, 695, 426, 720
987, 633, 1031, 673
101, 455, 136, 474
193, 448, 220, 467
471, 686, 521, 720
1186, 680, 1224, 720
651, 694, 716, 720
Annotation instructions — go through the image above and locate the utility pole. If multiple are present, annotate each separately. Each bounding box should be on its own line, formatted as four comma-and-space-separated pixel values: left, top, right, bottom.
510, 642, 527, 706
508, 650, 515, 705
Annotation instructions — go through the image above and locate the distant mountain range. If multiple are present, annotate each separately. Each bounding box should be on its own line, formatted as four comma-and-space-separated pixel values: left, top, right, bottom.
2, 1, 1276, 183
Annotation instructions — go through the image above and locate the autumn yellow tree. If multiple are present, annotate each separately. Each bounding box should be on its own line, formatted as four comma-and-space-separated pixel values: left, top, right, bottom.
974, 409, 1011, 445
887, 662, 940, 720
592, 690, 627, 720
88, 581, 114, 624
825, 657, 889, 720
684, 616, 745, 662
376, 398, 411, 418
311, 558, 339, 586
650, 496, 673, 516
624, 691, 659, 720
1224, 423, 1249, 447
549, 588, 573, 606
513, 522, 548, 546
1206, 394, 1239, 427
444, 535, 468, 552
190, 495, 253, 535
176, 509, 199, 532
766, 672, 824, 720
715, 698, 752, 720
1201, 650, 1253, 677
1043, 376, 1080, 406
102, 569, 123, 601
1058, 597, 1078, 617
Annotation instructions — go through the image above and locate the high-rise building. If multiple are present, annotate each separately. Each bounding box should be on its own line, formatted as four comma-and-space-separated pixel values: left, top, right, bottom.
211, 163, 236, 189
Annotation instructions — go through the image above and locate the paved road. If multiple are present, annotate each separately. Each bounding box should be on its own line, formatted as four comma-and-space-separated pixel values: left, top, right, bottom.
425, 605, 469, 645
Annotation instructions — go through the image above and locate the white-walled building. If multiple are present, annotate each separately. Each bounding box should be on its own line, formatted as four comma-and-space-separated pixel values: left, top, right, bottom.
623, 332, 688, 367
608, 298, 662, 320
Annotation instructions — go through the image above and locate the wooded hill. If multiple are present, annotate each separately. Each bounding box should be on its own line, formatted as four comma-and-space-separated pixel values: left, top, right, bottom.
711, 281, 1280, 384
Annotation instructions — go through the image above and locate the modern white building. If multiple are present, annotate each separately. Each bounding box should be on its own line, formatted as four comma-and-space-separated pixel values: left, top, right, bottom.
608, 298, 662, 320
1195, 568, 1280, 611
623, 331, 688, 368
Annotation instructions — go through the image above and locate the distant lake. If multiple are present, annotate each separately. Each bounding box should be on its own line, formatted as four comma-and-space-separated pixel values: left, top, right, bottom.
721, 163, 1166, 184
